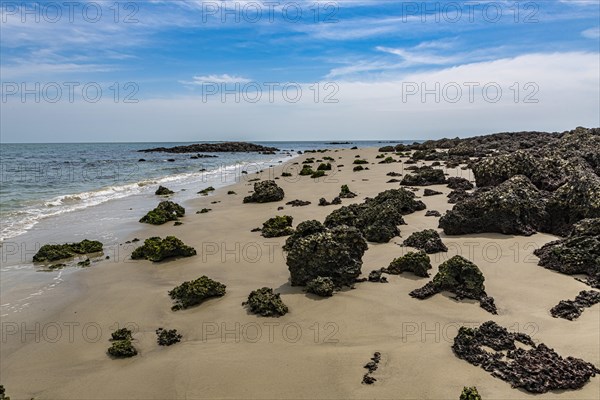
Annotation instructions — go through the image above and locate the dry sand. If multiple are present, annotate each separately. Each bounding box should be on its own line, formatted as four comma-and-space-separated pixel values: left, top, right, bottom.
1, 147, 598, 399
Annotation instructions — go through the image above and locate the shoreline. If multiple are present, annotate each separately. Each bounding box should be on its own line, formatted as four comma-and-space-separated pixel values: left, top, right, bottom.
1, 146, 598, 399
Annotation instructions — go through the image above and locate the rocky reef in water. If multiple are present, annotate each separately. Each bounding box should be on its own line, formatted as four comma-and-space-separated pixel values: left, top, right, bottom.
452, 321, 600, 393
138, 142, 279, 153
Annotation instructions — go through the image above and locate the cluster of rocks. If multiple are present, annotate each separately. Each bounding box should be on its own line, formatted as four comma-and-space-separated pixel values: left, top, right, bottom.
550, 290, 600, 320
242, 287, 289, 317
403, 229, 448, 253
400, 166, 446, 186
168, 276, 226, 311
131, 236, 196, 262
534, 218, 599, 287
410, 256, 497, 314
324, 188, 426, 243
138, 142, 279, 153
261, 216, 294, 238
32, 239, 103, 262
283, 220, 368, 290
318, 197, 342, 206
243, 181, 284, 203
108, 328, 137, 358
140, 201, 185, 225
452, 321, 600, 393
156, 328, 182, 346
361, 352, 381, 384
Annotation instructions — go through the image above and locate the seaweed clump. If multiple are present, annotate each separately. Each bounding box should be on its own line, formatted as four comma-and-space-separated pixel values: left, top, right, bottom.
550, 290, 600, 320
243, 287, 289, 317
139, 201, 185, 225
284, 220, 368, 287
403, 229, 448, 253
305, 276, 335, 297
169, 275, 226, 311
33, 239, 103, 262
324, 188, 426, 243
410, 255, 497, 314
243, 180, 284, 203
131, 236, 196, 262
452, 320, 600, 393
261, 215, 294, 238
385, 251, 432, 277
156, 328, 182, 346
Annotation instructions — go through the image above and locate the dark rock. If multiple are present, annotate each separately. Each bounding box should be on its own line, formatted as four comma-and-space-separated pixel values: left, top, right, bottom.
77, 258, 91, 267
305, 276, 335, 297
317, 163, 332, 171
452, 320, 600, 393
423, 188, 442, 196
139, 142, 279, 153
196, 208, 211, 214
156, 328, 182, 346
378, 156, 396, 164
198, 186, 215, 195
362, 352, 382, 384
140, 201, 185, 225
261, 216, 294, 238
379, 146, 395, 152
353, 159, 369, 165
155, 185, 174, 195
339, 185, 357, 198
386, 251, 431, 277
353, 166, 364, 172
447, 177, 474, 190
243, 180, 284, 203
368, 269, 388, 283
111, 328, 133, 341
403, 229, 448, 253
387, 179, 401, 183
131, 236, 196, 262
169, 275, 226, 311
401, 166, 446, 186
284, 220, 368, 287
447, 188, 471, 204
425, 210, 441, 217
440, 176, 547, 236
286, 199, 311, 207
387, 172, 402, 177
33, 240, 103, 263
550, 290, 600, 320
243, 287, 288, 317
459, 386, 481, 400
324, 188, 426, 243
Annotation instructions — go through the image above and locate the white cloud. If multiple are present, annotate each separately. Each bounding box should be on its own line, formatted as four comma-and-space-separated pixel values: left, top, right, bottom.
182, 74, 252, 85
582, 27, 600, 39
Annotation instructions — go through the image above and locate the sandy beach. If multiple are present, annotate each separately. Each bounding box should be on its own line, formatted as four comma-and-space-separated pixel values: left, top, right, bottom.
1, 146, 598, 400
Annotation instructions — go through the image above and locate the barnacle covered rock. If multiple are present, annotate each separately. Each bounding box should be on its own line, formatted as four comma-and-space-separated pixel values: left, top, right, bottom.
324, 189, 425, 243
403, 229, 448, 254
131, 236, 196, 262
243, 180, 284, 203
140, 201, 185, 225
33, 239, 103, 262
452, 321, 600, 393
439, 176, 547, 236
261, 215, 294, 238
243, 287, 289, 317
386, 251, 431, 277
284, 220, 367, 287
400, 166, 446, 186
169, 275, 226, 311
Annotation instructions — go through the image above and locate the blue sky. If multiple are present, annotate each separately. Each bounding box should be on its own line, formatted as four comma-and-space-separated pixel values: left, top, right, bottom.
1, 0, 599, 142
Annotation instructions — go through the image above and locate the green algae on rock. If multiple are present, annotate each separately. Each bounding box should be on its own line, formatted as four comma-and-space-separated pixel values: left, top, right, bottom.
169, 275, 226, 311
339, 184, 357, 198
284, 220, 368, 287
156, 328, 182, 346
243, 180, 284, 203
111, 328, 133, 341
305, 276, 335, 297
299, 165, 314, 175
459, 386, 482, 400
107, 339, 138, 358
131, 236, 196, 262
243, 287, 289, 317
33, 239, 103, 262
403, 229, 448, 254
155, 185, 174, 195
261, 215, 294, 238
139, 200, 185, 225
386, 251, 432, 277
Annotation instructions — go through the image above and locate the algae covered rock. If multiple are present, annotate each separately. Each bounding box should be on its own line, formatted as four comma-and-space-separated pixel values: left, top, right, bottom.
156, 328, 182, 346
400, 166, 446, 186
155, 185, 174, 195
459, 387, 482, 400
140, 201, 185, 225
452, 320, 600, 393
107, 339, 137, 358
111, 328, 133, 341
284, 220, 368, 287
447, 177, 474, 190
324, 188, 425, 243
339, 184, 357, 198
261, 215, 294, 238
305, 276, 335, 297
33, 239, 103, 262
386, 251, 431, 277
403, 229, 448, 253
243, 180, 284, 203
439, 175, 547, 236
410, 255, 496, 313
0, 385, 9, 400
534, 218, 599, 285
131, 236, 196, 262
243, 287, 289, 317
169, 275, 226, 310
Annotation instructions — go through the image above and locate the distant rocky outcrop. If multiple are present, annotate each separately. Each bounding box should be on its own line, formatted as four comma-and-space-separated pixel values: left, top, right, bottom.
138, 142, 279, 153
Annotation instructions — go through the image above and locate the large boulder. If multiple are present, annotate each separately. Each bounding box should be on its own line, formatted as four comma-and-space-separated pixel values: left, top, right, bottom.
439, 175, 547, 236
324, 189, 425, 243
283, 220, 368, 287
243, 180, 284, 203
